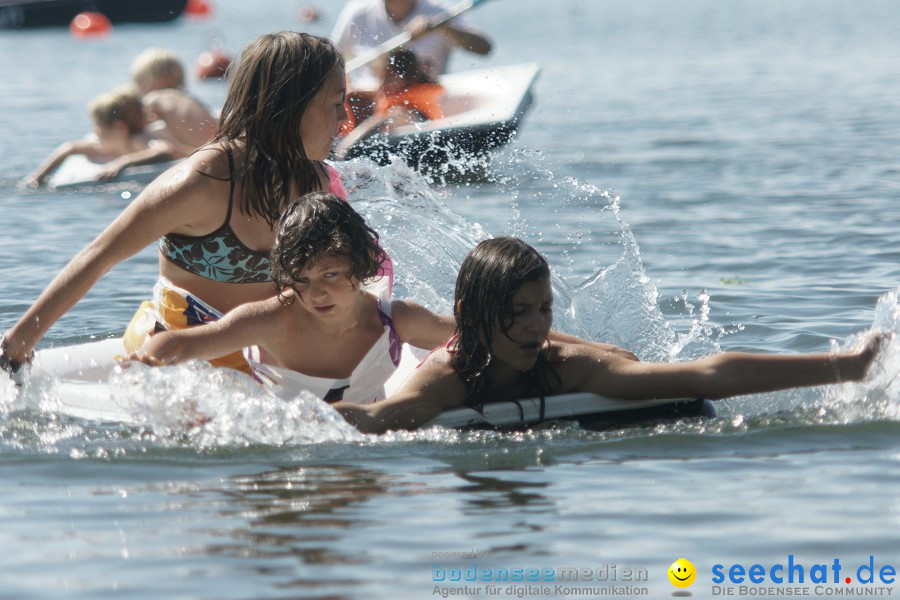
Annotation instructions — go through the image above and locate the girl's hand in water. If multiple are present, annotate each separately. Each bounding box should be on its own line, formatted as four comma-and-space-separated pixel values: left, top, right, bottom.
125, 330, 189, 367
125, 350, 166, 367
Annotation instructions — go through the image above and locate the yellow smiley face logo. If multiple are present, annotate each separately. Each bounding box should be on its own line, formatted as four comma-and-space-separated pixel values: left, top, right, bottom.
668, 558, 696, 588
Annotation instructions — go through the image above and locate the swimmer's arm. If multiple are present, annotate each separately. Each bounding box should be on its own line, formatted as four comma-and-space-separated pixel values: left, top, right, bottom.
95, 139, 176, 181
130, 301, 276, 366
569, 335, 883, 401
23, 140, 90, 187
335, 356, 467, 433
390, 300, 455, 349
3, 158, 229, 363
432, 22, 492, 54
407, 16, 492, 55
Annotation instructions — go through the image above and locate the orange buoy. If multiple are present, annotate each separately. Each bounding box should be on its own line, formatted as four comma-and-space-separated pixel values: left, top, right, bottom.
298, 5, 321, 23
69, 12, 112, 38
185, 0, 212, 18
196, 49, 231, 79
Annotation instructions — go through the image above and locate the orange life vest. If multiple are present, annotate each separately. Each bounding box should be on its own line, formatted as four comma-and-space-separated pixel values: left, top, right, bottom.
375, 83, 445, 121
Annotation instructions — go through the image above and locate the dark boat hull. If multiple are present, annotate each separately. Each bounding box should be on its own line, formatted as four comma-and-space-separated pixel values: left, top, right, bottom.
0, 0, 187, 28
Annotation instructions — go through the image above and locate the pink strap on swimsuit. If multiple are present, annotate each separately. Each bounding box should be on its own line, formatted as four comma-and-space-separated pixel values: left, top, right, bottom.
327, 164, 347, 199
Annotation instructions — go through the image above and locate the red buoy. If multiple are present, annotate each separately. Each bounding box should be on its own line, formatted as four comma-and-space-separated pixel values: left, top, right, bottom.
185, 0, 212, 18
298, 5, 321, 23
196, 49, 231, 79
69, 12, 112, 38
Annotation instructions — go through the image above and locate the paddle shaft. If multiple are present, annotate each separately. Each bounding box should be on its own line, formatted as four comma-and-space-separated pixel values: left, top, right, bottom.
345, 0, 490, 73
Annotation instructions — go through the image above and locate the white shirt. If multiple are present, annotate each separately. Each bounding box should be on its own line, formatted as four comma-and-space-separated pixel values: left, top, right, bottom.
331, 0, 486, 81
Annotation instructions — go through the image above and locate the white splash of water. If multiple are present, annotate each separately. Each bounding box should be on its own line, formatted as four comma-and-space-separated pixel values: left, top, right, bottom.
0, 372, 17, 416
108, 361, 365, 447
821, 288, 900, 421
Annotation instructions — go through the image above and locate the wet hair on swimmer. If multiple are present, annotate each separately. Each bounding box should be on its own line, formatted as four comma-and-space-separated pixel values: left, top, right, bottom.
214, 31, 344, 228
452, 236, 558, 409
270, 192, 386, 303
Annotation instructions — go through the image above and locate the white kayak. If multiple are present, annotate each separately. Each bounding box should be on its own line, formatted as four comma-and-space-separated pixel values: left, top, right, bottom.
27, 338, 714, 431
46, 155, 179, 190
339, 62, 541, 172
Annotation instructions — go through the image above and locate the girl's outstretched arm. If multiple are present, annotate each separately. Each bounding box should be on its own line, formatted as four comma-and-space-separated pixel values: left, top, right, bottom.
569, 333, 885, 401
2, 156, 227, 368
390, 299, 455, 350
334, 350, 467, 434
23, 140, 87, 187
128, 299, 278, 366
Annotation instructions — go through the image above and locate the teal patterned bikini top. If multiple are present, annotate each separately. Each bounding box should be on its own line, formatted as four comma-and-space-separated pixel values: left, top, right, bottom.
159, 151, 271, 284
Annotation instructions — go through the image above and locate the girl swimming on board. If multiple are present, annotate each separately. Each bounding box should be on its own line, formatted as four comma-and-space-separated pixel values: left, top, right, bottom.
1, 32, 366, 379
335, 237, 887, 433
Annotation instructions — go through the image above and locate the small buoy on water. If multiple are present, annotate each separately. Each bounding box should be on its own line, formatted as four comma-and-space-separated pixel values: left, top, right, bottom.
69, 12, 112, 38
196, 49, 231, 79
185, 0, 212, 18
298, 5, 321, 23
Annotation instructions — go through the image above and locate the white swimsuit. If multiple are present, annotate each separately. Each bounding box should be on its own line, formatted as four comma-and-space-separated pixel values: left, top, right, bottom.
244, 299, 404, 405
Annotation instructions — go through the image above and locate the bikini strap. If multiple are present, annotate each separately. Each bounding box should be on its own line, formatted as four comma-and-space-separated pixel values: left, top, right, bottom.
222, 147, 236, 226
376, 299, 402, 367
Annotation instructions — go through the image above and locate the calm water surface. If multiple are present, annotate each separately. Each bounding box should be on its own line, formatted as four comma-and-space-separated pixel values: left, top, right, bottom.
1, 1, 899, 598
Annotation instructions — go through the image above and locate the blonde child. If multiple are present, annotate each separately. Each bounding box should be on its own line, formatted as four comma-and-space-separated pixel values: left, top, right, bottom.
23, 87, 176, 187
131, 48, 218, 156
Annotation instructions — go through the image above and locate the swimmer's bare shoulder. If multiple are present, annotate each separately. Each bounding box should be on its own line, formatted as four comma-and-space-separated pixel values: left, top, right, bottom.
146, 144, 234, 236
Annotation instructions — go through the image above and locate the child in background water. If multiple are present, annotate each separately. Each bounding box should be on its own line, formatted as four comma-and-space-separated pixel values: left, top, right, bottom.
130, 48, 218, 157
23, 87, 176, 186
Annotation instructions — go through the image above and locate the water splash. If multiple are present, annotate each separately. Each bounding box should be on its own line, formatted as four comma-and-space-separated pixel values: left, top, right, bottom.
340, 158, 489, 313
107, 361, 364, 448
5, 157, 897, 454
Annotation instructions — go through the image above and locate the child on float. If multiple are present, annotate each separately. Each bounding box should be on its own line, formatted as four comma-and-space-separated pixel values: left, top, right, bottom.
334, 48, 444, 158
130, 47, 218, 157
335, 237, 887, 433
129, 194, 635, 404
23, 87, 176, 186
1, 32, 361, 379
130, 192, 449, 404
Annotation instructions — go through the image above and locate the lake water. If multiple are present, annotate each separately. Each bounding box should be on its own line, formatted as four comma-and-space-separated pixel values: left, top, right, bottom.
1, 0, 899, 598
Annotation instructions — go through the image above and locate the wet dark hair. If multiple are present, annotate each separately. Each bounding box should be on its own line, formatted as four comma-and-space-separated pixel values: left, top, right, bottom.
214, 31, 343, 227
452, 237, 560, 409
270, 192, 385, 303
